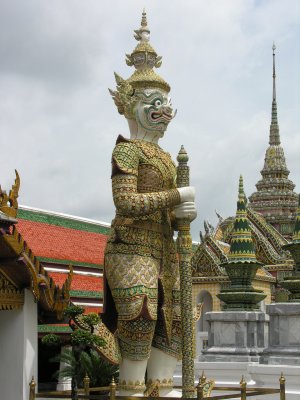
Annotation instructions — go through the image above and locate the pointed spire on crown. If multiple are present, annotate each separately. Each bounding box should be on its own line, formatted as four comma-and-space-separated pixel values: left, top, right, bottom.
126, 9, 163, 72
269, 42, 280, 145
141, 8, 148, 29
134, 8, 150, 42
228, 176, 257, 263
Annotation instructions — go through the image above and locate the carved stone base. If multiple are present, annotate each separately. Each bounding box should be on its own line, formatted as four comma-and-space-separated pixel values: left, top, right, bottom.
201, 311, 269, 362
261, 303, 300, 365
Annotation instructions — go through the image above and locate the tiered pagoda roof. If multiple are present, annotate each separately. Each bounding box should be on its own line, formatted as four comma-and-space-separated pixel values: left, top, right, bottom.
192, 201, 293, 282
249, 44, 298, 239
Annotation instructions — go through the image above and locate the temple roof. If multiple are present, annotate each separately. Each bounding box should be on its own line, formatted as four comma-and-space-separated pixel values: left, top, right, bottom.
15, 206, 108, 321
0, 221, 72, 316
0, 171, 107, 320
192, 204, 293, 280
16, 206, 109, 267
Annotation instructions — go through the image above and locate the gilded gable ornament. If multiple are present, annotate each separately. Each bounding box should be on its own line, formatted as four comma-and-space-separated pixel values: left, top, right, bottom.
0, 170, 20, 218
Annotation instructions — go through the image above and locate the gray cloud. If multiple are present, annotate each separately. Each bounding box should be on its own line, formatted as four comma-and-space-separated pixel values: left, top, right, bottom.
0, 0, 299, 240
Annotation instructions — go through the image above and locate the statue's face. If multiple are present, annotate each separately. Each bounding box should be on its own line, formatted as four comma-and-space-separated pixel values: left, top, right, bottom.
134, 89, 174, 136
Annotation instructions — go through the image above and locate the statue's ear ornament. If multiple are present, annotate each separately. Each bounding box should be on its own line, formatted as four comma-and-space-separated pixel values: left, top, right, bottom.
109, 73, 138, 118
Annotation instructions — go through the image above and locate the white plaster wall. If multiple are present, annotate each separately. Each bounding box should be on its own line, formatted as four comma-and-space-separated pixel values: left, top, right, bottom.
0, 289, 37, 400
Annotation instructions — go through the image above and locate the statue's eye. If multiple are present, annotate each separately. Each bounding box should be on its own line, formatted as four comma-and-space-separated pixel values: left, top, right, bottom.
154, 99, 162, 107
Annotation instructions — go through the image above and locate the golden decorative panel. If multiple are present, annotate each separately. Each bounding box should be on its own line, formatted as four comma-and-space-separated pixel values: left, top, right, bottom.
0, 272, 24, 310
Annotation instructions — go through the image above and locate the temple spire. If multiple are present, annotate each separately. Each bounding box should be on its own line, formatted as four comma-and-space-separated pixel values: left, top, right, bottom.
270, 42, 280, 145
249, 44, 298, 239
272, 42, 276, 102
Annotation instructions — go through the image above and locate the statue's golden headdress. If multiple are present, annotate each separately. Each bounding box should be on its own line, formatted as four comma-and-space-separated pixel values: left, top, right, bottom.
109, 10, 170, 119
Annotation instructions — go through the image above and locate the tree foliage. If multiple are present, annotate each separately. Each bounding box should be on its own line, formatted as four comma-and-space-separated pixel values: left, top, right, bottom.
41, 307, 113, 398
51, 347, 119, 388
63, 304, 85, 319
41, 333, 61, 347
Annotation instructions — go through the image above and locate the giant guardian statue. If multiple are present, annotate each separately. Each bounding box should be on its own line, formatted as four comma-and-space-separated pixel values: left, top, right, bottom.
102, 11, 197, 397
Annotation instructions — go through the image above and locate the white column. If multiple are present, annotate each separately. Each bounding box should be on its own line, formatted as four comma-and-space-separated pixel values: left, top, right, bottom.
0, 289, 38, 400
56, 346, 72, 391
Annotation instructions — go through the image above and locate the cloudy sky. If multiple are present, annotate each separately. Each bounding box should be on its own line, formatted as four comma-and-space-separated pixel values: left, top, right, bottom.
0, 0, 299, 240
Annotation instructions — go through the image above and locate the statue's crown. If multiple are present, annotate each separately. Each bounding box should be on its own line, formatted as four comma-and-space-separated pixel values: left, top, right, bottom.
126, 10, 161, 69
125, 9, 170, 92
109, 10, 170, 117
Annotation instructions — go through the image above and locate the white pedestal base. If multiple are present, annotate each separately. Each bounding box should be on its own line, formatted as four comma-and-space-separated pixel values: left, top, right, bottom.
174, 361, 300, 400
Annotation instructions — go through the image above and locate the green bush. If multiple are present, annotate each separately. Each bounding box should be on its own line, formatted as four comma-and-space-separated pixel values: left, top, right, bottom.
41, 334, 61, 347
70, 329, 105, 347
64, 304, 85, 318
51, 348, 119, 388
82, 313, 100, 328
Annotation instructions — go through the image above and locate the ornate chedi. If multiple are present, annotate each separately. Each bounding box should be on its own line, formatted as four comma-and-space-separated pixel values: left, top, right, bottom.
217, 176, 266, 310
249, 44, 298, 239
280, 194, 300, 301
191, 187, 293, 309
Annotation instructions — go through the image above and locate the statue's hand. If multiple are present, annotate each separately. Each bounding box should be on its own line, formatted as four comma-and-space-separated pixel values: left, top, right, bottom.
174, 201, 197, 221
177, 186, 195, 202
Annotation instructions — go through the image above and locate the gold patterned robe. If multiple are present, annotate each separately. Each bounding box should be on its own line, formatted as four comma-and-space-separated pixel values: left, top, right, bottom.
103, 135, 182, 358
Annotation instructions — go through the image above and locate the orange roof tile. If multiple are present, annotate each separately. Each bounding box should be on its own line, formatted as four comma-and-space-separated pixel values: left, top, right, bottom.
49, 271, 103, 292
83, 307, 103, 314
17, 219, 108, 265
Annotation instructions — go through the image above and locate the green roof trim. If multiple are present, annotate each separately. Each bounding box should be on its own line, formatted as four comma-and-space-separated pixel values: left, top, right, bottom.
17, 208, 111, 235
38, 256, 103, 269
38, 325, 72, 333
70, 290, 103, 299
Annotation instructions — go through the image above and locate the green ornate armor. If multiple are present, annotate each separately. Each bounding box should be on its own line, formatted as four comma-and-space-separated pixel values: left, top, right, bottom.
104, 136, 182, 360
